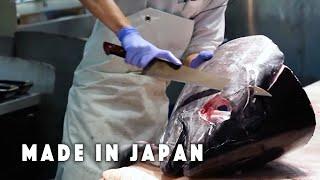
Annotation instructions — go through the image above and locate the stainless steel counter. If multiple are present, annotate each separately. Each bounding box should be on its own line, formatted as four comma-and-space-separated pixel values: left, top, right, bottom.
0, 93, 41, 116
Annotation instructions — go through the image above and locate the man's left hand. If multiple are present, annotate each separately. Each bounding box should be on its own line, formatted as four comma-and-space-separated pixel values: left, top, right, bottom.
189, 50, 214, 69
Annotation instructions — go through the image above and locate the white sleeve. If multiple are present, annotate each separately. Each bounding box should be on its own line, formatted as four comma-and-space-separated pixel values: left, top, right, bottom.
185, 0, 228, 55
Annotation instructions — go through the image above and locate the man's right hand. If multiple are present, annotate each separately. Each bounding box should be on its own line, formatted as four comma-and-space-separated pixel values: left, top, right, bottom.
117, 27, 182, 68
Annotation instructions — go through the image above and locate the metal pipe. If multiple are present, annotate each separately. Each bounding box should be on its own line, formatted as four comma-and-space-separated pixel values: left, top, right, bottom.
247, 0, 256, 35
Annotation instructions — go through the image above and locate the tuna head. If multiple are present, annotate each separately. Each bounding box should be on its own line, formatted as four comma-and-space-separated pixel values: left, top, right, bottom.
160, 36, 315, 177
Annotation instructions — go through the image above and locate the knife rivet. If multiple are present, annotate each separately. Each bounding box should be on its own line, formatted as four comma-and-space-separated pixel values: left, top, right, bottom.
145, 15, 151, 22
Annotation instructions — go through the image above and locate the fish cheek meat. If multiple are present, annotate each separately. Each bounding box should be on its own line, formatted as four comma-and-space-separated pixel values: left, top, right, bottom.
160, 36, 316, 177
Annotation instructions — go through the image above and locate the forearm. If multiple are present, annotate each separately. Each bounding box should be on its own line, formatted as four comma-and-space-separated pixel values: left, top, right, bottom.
184, 1, 228, 67
80, 0, 130, 33
185, 1, 227, 56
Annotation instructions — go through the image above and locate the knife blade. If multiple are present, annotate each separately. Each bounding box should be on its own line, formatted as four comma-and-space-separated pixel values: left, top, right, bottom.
103, 42, 272, 97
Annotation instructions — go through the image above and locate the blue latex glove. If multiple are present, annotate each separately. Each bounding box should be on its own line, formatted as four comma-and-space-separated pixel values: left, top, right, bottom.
117, 26, 182, 68
189, 50, 214, 69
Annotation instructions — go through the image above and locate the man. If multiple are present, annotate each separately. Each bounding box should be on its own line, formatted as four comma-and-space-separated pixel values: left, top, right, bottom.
56, 0, 228, 179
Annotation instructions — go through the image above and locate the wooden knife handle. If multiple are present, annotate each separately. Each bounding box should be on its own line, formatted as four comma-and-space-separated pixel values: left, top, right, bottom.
103, 42, 181, 70
103, 42, 126, 58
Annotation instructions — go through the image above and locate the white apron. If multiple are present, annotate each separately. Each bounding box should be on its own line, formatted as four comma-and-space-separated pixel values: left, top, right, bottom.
55, 3, 195, 180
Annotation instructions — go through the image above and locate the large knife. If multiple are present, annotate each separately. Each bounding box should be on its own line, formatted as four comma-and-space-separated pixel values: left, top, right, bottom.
103, 42, 271, 97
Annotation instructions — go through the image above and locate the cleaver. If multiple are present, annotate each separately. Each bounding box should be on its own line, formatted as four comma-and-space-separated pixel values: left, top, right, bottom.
103, 42, 271, 97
